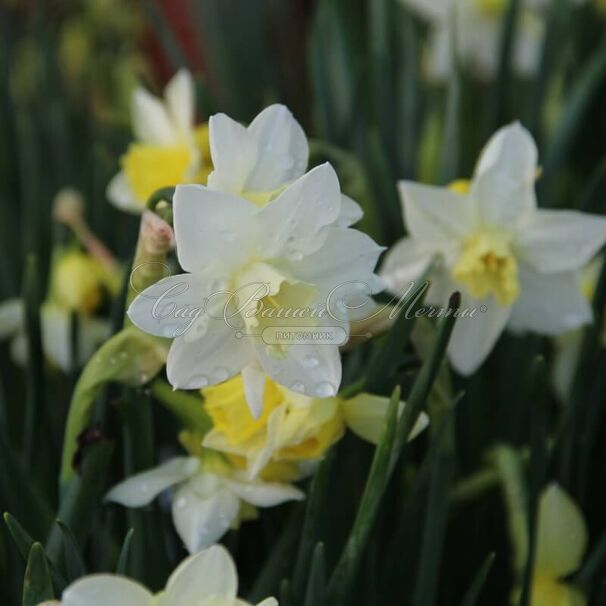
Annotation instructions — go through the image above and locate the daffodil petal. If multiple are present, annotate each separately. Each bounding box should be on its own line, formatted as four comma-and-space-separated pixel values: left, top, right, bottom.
245, 103, 308, 192
222, 475, 304, 507
379, 237, 435, 294
131, 87, 176, 146
447, 294, 511, 375
105, 457, 199, 507
398, 180, 477, 241
336, 194, 364, 227
127, 273, 214, 339
163, 545, 238, 604
535, 484, 588, 578
164, 69, 194, 139
172, 480, 240, 553
342, 393, 430, 444
242, 361, 267, 419
207, 113, 257, 193
472, 122, 537, 227
508, 266, 592, 336
258, 163, 342, 258
516, 209, 606, 274
106, 171, 141, 213
173, 184, 257, 274
256, 342, 342, 399
61, 575, 153, 606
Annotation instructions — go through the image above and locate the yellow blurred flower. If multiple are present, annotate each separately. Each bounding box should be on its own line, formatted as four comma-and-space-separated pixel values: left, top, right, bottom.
107, 70, 212, 213
202, 375, 429, 479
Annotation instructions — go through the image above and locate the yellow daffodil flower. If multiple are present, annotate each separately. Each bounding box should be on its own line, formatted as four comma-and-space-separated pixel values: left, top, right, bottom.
202, 374, 429, 479
107, 69, 212, 213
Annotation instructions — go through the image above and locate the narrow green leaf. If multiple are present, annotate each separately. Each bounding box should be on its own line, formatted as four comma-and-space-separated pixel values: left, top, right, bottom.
55, 521, 86, 582
3, 513, 66, 593
22, 254, 46, 465
48, 441, 114, 564
22, 543, 53, 606
328, 386, 400, 604
460, 553, 496, 606
292, 452, 333, 596
304, 543, 326, 606
364, 277, 429, 393
579, 157, 606, 214
116, 528, 135, 575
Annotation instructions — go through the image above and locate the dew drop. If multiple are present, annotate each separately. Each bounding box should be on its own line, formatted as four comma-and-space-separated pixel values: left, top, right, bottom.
215, 367, 229, 381
193, 374, 209, 388
175, 497, 188, 509
288, 249, 304, 262
290, 381, 305, 394
303, 355, 319, 369
314, 381, 335, 398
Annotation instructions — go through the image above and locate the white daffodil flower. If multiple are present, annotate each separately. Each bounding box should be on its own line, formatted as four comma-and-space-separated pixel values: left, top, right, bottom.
39, 544, 277, 606
107, 69, 212, 213
106, 455, 303, 554
207, 104, 363, 227
380, 122, 606, 376
127, 161, 384, 416
400, 0, 545, 81
0, 299, 109, 372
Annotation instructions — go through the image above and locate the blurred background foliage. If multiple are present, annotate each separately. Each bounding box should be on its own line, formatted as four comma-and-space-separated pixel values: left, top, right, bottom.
1, 0, 606, 605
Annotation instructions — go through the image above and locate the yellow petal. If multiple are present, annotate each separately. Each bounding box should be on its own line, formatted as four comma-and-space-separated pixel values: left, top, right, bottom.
535, 484, 588, 578
529, 576, 586, 606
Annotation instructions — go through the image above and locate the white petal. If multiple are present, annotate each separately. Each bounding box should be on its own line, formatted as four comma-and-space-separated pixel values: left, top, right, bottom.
508, 265, 592, 335
257, 163, 342, 258
256, 342, 342, 399
222, 475, 304, 507
256, 599, 279, 606
171, 480, 240, 553
163, 545, 238, 605
164, 69, 194, 138
242, 361, 267, 419
245, 104, 309, 192
471, 122, 538, 227
513, 14, 544, 77
127, 273, 214, 339
398, 181, 477, 241
106, 171, 142, 214
131, 87, 176, 146
172, 184, 258, 274
448, 294, 511, 375
294, 227, 385, 300
380, 237, 435, 294
0, 298, 23, 339
166, 317, 254, 390
335, 194, 364, 227
62, 575, 152, 606
342, 394, 430, 444
105, 457, 199, 507
515, 209, 606, 274
207, 113, 257, 194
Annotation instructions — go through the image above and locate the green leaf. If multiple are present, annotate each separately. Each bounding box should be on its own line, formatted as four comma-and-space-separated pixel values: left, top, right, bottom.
292, 452, 333, 596
55, 521, 86, 582
304, 542, 326, 606
460, 553, 496, 606
59, 327, 168, 487
3, 513, 66, 593
22, 543, 53, 606
328, 386, 400, 604
48, 441, 114, 565
575, 529, 606, 586
116, 528, 135, 575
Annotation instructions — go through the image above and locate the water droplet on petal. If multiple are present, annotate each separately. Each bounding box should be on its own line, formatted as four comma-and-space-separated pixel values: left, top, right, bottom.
290, 381, 306, 394
315, 381, 335, 398
215, 367, 229, 381
303, 355, 319, 369
175, 497, 188, 509
288, 250, 304, 262
193, 374, 209, 388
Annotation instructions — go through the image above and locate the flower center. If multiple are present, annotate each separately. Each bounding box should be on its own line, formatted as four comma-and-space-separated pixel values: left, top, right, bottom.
452, 229, 519, 305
